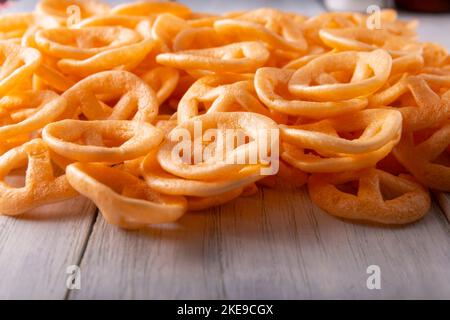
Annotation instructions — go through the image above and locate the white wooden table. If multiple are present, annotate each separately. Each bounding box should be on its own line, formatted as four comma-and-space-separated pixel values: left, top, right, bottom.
0, 0, 449, 300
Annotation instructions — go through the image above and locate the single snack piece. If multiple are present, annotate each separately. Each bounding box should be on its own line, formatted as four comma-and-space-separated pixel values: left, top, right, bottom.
393, 122, 450, 191
370, 75, 449, 131
142, 150, 263, 197
280, 109, 402, 155
61, 70, 159, 122
0, 139, 77, 216
318, 27, 419, 55
156, 41, 270, 73
57, 37, 156, 77
288, 49, 392, 101
281, 139, 398, 173
254, 67, 368, 118
157, 112, 279, 180
66, 162, 187, 229
308, 168, 430, 224
42, 119, 163, 163
34, 27, 141, 59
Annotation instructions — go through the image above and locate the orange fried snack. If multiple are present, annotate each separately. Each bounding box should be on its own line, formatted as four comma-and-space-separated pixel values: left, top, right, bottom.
0, 139, 77, 216
42, 119, 163, 163
393, 123, 450, 191
0, 90, 67, 140
156, 41, 270, 74
61, 70, 159, 122
0, 1, 448, 228
66, 162, 187, 229
308, 168, 430, 224
0, 43, 41, 96
255, 67, 368, 118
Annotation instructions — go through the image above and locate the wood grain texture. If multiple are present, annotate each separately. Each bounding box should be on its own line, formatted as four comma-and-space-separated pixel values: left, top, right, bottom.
0, 196, 97, 299
69, 185, 449, 299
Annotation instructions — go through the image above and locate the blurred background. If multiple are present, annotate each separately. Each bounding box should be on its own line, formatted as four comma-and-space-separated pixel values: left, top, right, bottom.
1, 0, 449, 48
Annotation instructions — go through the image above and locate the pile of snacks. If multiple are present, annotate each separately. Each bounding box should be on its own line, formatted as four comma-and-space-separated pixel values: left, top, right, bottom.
0, 0, 448, 228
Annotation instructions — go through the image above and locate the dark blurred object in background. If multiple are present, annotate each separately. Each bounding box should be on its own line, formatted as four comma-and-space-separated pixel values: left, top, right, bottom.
395, 0, 450, 12
323, 0, 392, 12
323, 0, 450, 13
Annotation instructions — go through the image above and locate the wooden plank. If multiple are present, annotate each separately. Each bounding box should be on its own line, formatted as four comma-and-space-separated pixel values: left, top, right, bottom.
70, 185, 450, 299
0, 197, 97, 299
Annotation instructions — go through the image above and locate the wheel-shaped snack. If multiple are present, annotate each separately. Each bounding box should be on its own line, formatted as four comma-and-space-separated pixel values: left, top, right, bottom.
61, 70, 159, 122
369, 75, 449, 131
288, 49, 392, 101
156, 41, 270, 73
255, 67, 367, 119
42, 119, 163, 163
35, 27, 141, 59
308, 168, 430, 224
142, 150, 263, 197
177, 74, 276, 124
0, 139, 77, 216
281, 140, 398, 173
66, 162, 187, 229
157, 112, 279, 180
318, 27, 419, 56
393, 122, 450, 191
34, 24, 156, 77
280, 109, 402, 155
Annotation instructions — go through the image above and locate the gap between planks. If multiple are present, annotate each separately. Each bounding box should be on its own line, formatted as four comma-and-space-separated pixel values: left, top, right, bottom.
64, 209, 98, 300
